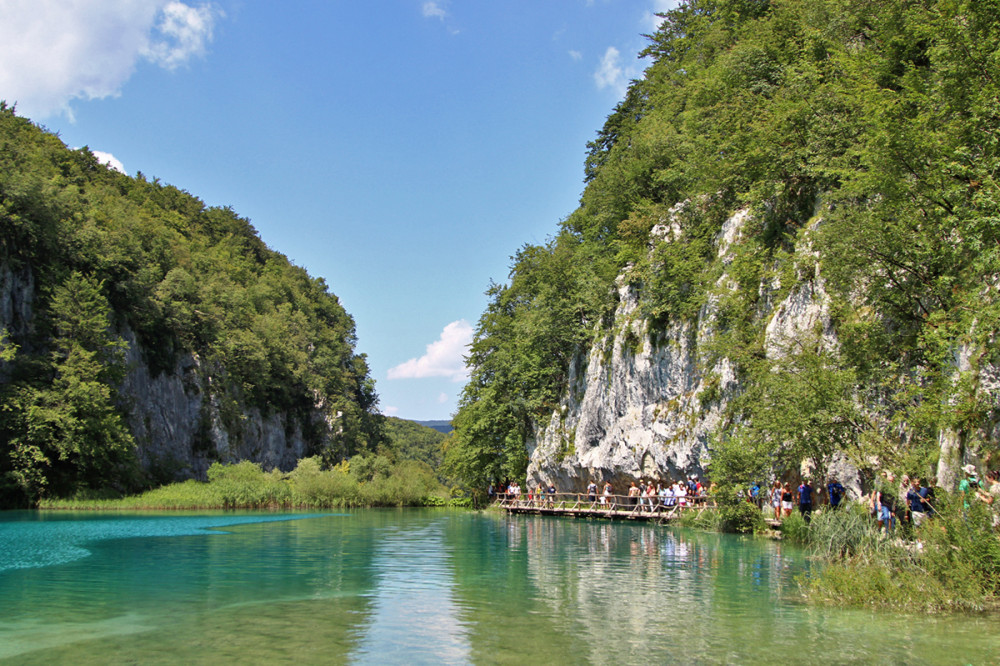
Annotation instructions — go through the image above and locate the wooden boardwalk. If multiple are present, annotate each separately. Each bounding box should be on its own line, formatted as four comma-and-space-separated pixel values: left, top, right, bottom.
494, 493, 716, 523
496, 493, 787, 532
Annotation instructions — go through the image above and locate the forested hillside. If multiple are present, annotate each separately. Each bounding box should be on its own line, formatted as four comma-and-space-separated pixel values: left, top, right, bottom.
445, 0, 1000, 493
0, 105, 383, 506
384, 417, 447, 470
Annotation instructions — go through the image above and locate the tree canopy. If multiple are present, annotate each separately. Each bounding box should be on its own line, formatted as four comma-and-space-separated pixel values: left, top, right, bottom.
447, 0, 1000, 490
0, 105, 384, 505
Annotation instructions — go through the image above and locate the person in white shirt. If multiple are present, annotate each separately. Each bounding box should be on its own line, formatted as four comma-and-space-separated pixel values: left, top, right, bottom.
659, 483, 671, 507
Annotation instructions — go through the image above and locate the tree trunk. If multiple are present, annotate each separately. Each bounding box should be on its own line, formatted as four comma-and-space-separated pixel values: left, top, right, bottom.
936, 427, 962, 492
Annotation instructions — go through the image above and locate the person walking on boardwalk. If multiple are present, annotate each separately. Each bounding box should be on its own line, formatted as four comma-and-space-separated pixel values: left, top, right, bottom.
959, 464, 981, 509
781, 482, 793, 518
906, 477, 928, 528
587, 480, 598, 504
628, 481, 640, 507
984, 471, 1000, 527
675, 480, 688, 507
797, 479, 814, 524
771, 480, 782, 521
872, 471, 897, 534
659, 482, 671, 507
602, 481, 613, 507
827, 477, 845, 510
645, 481, 657, 511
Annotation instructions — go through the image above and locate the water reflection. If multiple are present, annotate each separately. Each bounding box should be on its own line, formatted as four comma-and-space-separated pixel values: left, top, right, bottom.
350, 520, 470, 664
1, 510, 999, 663
454, 513, 1000, 664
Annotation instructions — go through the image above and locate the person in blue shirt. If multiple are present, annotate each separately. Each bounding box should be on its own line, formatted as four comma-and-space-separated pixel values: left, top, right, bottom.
872, 471, 897, 534
797, 479, 814, 524
827, 478, 845, 509
906, 477, 927, 527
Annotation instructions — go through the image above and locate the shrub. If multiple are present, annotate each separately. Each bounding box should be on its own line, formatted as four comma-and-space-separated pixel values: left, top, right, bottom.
806, 560, 956, 611
677, 505, 723, 531
716, 494, 766, 534
918, 494, 1000, 603
288, 457, 359, 507
205, 461, 291, 508
40, 458, 455, 510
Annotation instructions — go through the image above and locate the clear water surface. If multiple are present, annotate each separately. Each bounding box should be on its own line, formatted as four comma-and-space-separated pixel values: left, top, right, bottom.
0, 509, 997, 664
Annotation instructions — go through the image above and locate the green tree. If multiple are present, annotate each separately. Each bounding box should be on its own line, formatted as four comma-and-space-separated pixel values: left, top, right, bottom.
448, 0, 1000, 494
0, 104, 385, 506
2, 273, 135, 502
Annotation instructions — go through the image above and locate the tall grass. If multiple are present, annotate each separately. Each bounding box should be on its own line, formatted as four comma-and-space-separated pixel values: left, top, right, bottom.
40, 456, 459, 510
796, 499, 1000, 612
805, 503, 888, 559
778, 509, 810, 545
676, 505, 724, 530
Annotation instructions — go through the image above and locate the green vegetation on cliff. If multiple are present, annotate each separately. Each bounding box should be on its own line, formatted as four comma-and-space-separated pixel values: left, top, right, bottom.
0, 105, 384, 506
446, 0, 1000, 493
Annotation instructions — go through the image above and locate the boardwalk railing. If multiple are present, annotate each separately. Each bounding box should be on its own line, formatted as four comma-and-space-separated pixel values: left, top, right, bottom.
491, 491, 716, 521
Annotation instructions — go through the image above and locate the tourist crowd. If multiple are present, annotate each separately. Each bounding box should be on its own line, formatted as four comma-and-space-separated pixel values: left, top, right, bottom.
753, 464, 1000, 532
489, 463, 1000, 531
489, 476, 712, 510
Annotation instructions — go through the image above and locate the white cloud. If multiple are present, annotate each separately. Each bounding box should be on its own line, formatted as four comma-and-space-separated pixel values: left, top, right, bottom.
422, 1, 447, 20
421, 1, 459, 34
594, 44, 644, 98
569, 50, 583, 62
142, 1, 218, 70
387, 320, 473, 382
0, 0, 220, 120
92, 150, 125, 173
594, 46, 625, 95
437, 393, 448, 404
382, 406, 400, 417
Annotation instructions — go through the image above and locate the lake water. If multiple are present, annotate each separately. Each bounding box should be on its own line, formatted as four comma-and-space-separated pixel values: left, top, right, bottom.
0, 509, 997, 664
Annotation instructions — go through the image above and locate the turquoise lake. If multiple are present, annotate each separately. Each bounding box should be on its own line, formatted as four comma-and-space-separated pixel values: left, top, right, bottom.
1, 509, 997, 664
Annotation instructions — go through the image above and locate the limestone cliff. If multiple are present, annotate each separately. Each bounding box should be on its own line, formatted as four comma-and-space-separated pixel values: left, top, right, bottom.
119, 327, 327, 480
525, 198, 1000, 494
526, 206, 846, 492
451, 0, 1000, 497
2, 260, 336, 483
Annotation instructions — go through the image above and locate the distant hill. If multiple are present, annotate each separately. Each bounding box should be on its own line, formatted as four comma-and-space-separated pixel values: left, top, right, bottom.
414, 420, 453, 434
384, 417, 448, 470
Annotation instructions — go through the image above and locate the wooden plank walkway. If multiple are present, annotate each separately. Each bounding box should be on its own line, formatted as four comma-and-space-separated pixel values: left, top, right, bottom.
494, 493, 716, 523
496, 493, 789, 533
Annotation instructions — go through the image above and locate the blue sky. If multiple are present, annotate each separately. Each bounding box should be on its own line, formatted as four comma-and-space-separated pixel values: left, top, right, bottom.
0, 0, 677, 421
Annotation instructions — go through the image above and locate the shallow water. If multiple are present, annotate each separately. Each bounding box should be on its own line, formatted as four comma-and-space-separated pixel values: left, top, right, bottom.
0, 509, 997, 664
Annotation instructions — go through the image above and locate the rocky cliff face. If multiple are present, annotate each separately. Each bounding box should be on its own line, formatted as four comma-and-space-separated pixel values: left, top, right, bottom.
1, 260, 329, 481
119, 328, 325, 480
0, 260, 34, 381
526, 207, 850, 492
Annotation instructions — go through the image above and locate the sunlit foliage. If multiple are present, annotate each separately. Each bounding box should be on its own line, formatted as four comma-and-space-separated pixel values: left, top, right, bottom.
0, 105, 384, 505
448, 0, 1000, 491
